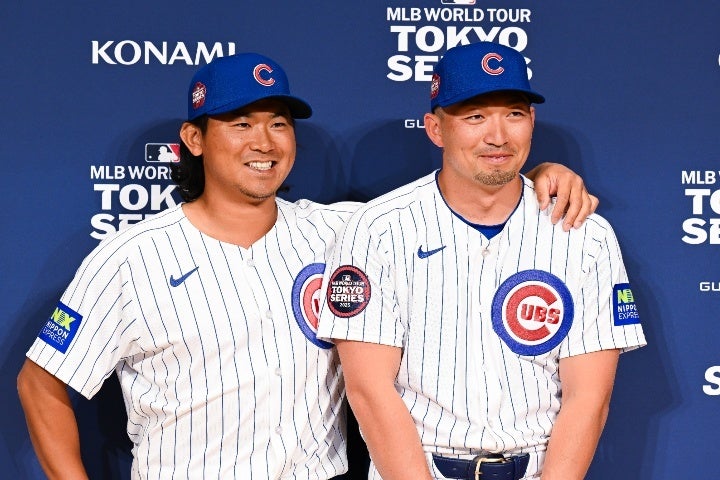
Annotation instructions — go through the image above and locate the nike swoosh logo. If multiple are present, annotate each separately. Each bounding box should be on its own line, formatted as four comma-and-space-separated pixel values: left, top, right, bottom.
417, 246, 445, 259
169, 266, 199, 287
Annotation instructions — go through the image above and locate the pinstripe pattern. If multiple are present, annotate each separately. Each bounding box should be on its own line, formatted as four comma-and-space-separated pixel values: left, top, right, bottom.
318, 171, 646, 479
27, 199, 358, 479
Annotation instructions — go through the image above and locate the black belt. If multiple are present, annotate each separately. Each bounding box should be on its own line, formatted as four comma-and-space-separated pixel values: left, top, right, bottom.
432, 453, 529, 480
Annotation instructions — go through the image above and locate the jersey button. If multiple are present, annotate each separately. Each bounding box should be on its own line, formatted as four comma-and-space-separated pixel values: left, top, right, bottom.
274, 367, 282, 376
246, 258, 255, 268
275, 426, 282, 434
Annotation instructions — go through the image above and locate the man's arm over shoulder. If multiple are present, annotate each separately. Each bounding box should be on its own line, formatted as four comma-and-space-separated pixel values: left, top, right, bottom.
17, 358, 89, 479
525, 162, 599, 230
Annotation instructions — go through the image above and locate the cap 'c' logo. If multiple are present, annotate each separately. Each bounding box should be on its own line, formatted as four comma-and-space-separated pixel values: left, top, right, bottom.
481, 53, 504, 76
253, 64, 275, 86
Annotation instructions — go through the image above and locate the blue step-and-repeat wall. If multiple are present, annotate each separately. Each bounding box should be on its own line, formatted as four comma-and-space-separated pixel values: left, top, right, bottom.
2, 1, 719, 478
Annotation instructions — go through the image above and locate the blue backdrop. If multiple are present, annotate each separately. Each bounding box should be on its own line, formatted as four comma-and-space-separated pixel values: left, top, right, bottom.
2, 1, 719, 478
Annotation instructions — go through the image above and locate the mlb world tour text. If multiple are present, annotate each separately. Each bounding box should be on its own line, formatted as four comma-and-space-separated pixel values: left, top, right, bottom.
682, 170, 720, 244
386, 7, 533, 82
90, 165, 178, 239
684, 169, 720, 398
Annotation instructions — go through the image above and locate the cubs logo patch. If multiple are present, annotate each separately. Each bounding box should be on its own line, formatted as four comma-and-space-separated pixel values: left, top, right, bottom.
292, 263, 332, 349
613, 283, 640, 325
327, 265, 371, 318
38, 301, 83, 353
491, 270, 574, 356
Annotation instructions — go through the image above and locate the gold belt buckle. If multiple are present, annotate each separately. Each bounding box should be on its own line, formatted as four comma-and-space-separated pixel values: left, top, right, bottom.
473, 454, 508, 480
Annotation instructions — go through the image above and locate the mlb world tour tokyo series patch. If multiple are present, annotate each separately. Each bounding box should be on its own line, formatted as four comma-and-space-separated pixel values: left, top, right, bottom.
327, 265, 371, 318
38, 301, 83, 353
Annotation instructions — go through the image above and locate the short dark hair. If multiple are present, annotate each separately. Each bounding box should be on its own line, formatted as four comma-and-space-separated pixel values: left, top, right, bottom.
171, 116, 208, 202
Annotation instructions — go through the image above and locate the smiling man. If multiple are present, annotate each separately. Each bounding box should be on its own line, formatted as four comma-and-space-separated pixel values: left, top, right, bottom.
17, 53, 358, 480
318, 42, 647, 480
18, 51, 600, 479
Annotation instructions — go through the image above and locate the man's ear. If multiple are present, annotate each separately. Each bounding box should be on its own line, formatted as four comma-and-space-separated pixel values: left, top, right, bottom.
423, 112, 444, 148
180, 122, 204, 156
530, 106, 536, 129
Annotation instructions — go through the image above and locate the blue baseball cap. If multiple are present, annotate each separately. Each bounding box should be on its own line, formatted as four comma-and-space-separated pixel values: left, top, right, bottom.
187, 53, 312, 120
430, 42, 545, 110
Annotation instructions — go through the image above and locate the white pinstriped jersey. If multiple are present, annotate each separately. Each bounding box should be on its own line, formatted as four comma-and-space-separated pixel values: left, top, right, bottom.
317, 171, 646, 479
27, 199, 359, 480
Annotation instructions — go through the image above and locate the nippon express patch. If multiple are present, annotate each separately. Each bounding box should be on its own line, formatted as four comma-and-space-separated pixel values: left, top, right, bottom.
613, 283, 640, 326
38, 302, 82, 353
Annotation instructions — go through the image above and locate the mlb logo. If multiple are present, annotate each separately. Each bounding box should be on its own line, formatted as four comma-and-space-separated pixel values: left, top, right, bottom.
145, 143, 180, 163
441, 0, 476, 4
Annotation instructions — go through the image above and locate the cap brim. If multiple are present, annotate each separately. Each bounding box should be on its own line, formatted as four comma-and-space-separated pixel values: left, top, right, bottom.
201, 94, 313, 120
269, 95, 313, 119
436, 88, 545, 109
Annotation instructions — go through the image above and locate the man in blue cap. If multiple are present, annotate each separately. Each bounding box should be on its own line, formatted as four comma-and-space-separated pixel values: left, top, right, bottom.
18, 51, 598, 479
319, 42, 646, 480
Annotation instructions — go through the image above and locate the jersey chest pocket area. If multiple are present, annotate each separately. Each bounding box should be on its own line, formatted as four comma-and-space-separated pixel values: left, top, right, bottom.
139, 292, 245, 354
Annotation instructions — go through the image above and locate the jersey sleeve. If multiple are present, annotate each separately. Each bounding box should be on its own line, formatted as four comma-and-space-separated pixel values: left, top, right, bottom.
26, 240, 141, 399
317, 211, 405, 348
560, 218, 647, 358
